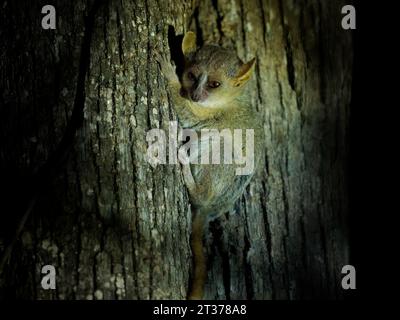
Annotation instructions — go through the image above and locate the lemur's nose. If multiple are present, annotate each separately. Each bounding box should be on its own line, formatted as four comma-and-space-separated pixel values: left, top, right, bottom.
191, 92, 202, 102
191, 73, 208, 102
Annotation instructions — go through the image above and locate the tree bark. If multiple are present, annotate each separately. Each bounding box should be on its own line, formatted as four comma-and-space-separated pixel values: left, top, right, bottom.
0, 0, 352, 299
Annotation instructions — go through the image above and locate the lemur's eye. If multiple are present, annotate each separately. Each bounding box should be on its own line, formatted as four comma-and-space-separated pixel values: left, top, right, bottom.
207, 81, 221, 89
188, 72, 196, 81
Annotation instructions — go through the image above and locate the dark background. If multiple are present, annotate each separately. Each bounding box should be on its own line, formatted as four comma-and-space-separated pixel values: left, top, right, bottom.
348, 0, 394, 300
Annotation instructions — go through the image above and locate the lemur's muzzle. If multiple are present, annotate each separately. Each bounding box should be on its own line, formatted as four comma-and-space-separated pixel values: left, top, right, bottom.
191, 73, 208, 102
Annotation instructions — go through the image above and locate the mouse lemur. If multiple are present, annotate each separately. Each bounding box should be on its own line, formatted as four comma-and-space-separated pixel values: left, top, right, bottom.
156, 31, 263, 299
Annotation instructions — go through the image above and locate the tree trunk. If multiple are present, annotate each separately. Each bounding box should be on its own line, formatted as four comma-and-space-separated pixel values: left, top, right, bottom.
0, 0, 352, 299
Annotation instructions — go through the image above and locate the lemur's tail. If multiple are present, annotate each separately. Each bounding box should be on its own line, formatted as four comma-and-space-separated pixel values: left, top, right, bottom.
188, 210, 207, 300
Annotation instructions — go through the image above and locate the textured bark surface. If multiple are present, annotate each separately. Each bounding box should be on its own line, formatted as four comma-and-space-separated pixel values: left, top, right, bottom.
0, 0, 352, 299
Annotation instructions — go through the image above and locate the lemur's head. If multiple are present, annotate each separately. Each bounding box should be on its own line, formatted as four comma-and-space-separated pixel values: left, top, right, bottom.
181, 32, 255, 108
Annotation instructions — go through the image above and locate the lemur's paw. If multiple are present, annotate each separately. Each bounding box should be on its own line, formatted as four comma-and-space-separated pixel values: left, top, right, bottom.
152, 46, 178, 84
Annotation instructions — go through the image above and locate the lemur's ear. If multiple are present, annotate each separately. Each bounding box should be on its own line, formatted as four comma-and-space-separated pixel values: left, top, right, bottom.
182, 31, 197, 57
233, 58, 256, 87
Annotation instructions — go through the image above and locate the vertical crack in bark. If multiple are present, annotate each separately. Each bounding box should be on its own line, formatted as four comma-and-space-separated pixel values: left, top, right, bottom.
128, 87, 140, 298
258, 0, 268, 49
111, 68, 121, 223
222, 227, 231, 300
277, 78, 286, 119
191, 7, 204, 46
296, 95, 303, 112
127, 0, 142, 299
211, 0, 224, 43
73, 157, 83, 298
280, 172, 289, 238
255, 63, 264, 110
281, 240, 291, 299
211, 218, 230, 299
116, 7, 124, 65
299, 3, 310, 69
239, 0, 247, 54
317, 1, 326, 104
279, 165, 291, 299
93, 71, 104, 223
144, 0, 154, 299
299, 212, 308, 285
278, 0, 295, 92
259, 179, 275, 298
